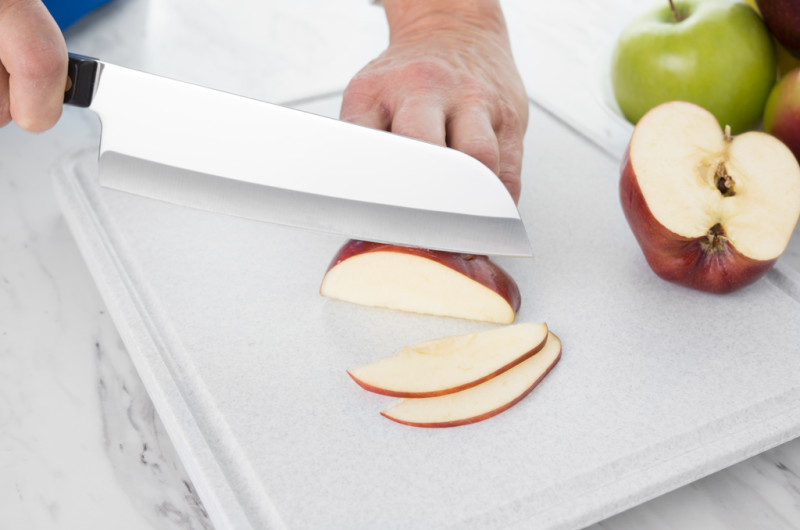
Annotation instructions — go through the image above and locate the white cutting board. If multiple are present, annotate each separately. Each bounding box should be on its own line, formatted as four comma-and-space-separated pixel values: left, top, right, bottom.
54, 96, 800, 530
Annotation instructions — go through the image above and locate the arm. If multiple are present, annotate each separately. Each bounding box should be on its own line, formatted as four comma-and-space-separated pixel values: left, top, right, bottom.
0, 0, 67, 132
341, 0, 528, 202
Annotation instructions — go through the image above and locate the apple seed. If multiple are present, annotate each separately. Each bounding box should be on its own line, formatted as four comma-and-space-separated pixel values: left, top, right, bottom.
714, 162, 735, 197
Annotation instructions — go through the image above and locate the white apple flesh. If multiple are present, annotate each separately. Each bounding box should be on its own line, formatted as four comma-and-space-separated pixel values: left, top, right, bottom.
620, 101, 800, 293
320, 240, 520, 323
348, 322, 548, 398
381, 332, 561, 428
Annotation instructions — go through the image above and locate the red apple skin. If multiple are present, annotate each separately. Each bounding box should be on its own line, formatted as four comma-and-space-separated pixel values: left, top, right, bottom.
755, 0, 800, 58
380, 346, 561, 428
619, 147, 776, 294
764, 67, 800, 163
324, 239, 521, 313
346, 329, 548, 398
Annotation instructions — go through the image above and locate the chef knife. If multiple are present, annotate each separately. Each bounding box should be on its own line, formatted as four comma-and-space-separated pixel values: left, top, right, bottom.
64, 54, 531, 256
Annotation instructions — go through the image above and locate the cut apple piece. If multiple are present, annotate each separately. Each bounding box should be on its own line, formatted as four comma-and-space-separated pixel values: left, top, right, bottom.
620, 101, 800, 293
320, 240, 520, 323
381, 332, 561, 428
347, 322, 548, 398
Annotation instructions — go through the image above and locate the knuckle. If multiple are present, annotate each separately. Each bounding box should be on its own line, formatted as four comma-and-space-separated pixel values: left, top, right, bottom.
341, 74, 387, 117
495, 100, 526, 133
399, 59, 454, 91
459, 137, 499, 171
391, 122, 430, 142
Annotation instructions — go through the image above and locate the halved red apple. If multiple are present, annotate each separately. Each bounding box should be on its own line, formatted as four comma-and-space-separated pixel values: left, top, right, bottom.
381, 331, 561, 428
620, 101, 800, 293
320, 240, 521, 323
348, 322, 548, 398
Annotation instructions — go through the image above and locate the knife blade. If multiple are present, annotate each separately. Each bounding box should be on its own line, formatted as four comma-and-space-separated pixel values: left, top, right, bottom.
64, 54, 531, 256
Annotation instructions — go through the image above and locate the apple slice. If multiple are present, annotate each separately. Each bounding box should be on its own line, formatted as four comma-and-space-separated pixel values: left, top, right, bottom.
320, 240, 521, 323
381, 332, 561, 428
348, 322, 548, 398
620, 101, 800, 293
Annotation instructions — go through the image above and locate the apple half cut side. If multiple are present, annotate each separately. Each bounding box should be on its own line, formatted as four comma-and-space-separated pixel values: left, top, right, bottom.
347, 322, 548, 398
320, 240, 521, 323
381, 332, 561, 428
620, 101, 800, 294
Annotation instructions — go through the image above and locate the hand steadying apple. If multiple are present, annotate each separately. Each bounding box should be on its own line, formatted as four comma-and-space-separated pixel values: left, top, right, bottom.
0, 0, 67, 131
340, 0, 529, 203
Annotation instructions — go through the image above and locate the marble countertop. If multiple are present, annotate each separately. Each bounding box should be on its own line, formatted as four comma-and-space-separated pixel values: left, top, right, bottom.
1, 0, 799, 528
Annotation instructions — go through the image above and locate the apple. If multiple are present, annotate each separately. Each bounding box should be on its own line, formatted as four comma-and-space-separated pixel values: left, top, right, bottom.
611, 0, 776, 133
380, 332, 561, 428
320, 240, 520, 323
620, 101, 800, 294
744, 0, 800, 76
347, 322, 549, 398
756, 0, 800, 59
764, 66, 800, 163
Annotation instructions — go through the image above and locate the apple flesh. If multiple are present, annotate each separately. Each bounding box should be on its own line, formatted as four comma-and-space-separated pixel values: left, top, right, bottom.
347, 322, 548, 398
320, 240, 521, 323
381, 332, 561, 428
764, 67, 800, 164
755, 0, 800, 58
620, 101, 800, 294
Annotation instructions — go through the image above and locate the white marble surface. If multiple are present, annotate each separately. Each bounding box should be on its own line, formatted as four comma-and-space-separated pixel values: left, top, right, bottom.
1, 0, 799, 529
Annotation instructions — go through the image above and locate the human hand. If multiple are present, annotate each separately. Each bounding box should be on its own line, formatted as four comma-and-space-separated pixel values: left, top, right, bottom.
0, 0, 67, 131
340, 0, 528, 203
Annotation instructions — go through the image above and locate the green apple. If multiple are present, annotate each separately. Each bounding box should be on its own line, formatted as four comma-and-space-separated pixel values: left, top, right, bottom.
764, 66, 800, 163
611, 0, 776, 133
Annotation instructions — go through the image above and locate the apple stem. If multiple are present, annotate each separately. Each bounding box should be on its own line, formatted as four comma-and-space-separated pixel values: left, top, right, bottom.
702, 223, 728, 253
668, 0, 684, 22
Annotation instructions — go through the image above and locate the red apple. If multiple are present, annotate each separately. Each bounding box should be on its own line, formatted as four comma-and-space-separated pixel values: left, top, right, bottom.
755, 0, 800, 58
347, 322, 548, 398
764, 66, 800, 163
320, 240, 521, 323
620, 101, 800, 294
381, 332, 561, 428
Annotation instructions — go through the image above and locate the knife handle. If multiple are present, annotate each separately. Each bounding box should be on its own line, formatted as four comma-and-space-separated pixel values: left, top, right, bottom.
64, 53, 99, 108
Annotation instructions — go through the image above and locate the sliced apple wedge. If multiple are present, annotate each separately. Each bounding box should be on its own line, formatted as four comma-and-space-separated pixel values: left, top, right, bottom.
320, 240, 521, 323
381, 332, 562, 428
348, 322, 548, 398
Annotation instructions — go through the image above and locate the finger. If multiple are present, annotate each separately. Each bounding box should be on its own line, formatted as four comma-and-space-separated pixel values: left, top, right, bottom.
496, 125, 524, 203
0, 0, 67, 132
0, 60, 10, 128
446, 105, 500, 176
340, 77, 391, 131
390, 98, 446, 146
494, 103, 528, 204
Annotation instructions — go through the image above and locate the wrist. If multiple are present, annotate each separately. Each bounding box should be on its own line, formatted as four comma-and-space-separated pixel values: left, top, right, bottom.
381, 0, 509, 45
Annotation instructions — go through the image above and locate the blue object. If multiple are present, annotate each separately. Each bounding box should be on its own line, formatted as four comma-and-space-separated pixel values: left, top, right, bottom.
42, 0, 113, 30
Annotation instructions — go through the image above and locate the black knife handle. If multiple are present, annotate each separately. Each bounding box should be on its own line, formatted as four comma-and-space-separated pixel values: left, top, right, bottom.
64, 53, 99, 108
